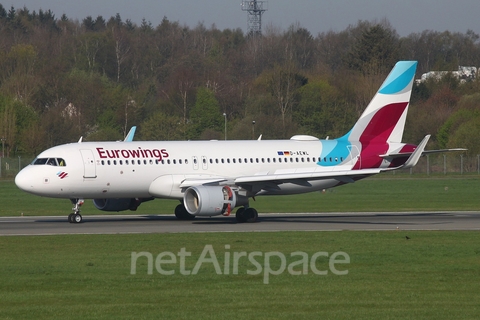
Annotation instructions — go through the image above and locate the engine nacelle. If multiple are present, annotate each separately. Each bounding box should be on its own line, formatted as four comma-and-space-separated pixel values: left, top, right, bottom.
93, 198, 142, 212
183, 186, 237, 216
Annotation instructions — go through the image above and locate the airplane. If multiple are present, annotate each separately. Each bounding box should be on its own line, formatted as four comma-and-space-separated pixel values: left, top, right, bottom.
14, 61, 464, 224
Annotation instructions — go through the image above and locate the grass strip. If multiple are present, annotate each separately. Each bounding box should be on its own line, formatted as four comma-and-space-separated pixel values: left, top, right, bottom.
0, 231, 479, 319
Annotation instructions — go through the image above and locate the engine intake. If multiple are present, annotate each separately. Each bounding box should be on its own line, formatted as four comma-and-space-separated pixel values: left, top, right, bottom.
184, 186, 236, 216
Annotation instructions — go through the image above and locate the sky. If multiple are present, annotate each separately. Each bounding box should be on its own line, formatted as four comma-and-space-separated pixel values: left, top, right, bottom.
6, 0, 480, 37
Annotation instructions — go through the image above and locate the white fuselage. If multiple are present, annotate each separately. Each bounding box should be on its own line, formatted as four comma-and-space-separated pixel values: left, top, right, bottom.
15, 137, 370, 200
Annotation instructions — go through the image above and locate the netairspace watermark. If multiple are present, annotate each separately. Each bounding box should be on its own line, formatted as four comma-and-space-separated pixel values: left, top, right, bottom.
131, 245, 350, 284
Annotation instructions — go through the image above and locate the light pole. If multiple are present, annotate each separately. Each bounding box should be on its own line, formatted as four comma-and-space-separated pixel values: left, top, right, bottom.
223, 113, 227, 140
252, 121, 255, 139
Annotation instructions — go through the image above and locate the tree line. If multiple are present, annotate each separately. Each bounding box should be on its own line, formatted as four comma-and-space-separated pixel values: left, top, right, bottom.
1, 5, 480, 158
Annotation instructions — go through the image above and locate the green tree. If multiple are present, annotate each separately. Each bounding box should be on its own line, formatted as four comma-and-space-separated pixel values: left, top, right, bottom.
295, 79, 352, 138
348, 24, 399, 75
140, 112, 184, 141
262, 64, 307, 137
188, 87, 223, 139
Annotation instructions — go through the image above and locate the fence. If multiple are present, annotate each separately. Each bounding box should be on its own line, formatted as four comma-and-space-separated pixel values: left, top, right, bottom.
394, 154, 479, 175
0, 154, 478, 179
0, 157, 34, 179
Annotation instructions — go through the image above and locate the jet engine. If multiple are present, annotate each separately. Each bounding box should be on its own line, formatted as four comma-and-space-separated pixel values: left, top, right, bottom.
183, 186, 238, 216
93, 198, 143, 212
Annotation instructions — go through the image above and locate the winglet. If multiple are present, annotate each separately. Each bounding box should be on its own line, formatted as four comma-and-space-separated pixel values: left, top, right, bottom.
124, 126, 136, 142
402, 135, 430, 169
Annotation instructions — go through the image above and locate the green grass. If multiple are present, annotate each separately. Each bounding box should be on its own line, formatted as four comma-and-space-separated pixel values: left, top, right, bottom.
2, 176, 480, 318
0, 231, 479, 319
2, 175, 480, 216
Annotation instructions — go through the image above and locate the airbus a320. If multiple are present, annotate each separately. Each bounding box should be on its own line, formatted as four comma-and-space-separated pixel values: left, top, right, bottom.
15, 61, 463, 223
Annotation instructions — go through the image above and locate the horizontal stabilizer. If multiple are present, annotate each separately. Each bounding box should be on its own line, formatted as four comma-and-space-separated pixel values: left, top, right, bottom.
421, 148, 467, 155
381, 147, 467, 159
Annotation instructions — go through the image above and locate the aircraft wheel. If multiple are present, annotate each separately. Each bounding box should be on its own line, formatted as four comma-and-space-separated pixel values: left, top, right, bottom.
235, 208, 247, 223
174, 204, 195, 220
68, 213, 75, 223
73, 213, 83, 223
244, 208, 258, 223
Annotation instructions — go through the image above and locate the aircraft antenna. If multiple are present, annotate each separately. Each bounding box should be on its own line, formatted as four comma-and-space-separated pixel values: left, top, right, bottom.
241, 0, 268, 36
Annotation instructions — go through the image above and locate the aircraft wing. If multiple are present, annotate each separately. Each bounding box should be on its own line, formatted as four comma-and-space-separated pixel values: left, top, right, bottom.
233, 168, 383, 194
235, 168, 383, 185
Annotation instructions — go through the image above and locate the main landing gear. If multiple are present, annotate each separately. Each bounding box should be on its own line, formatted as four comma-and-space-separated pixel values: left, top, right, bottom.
68, 198, 84, 223
235, 207, 258, 223
174, 204, 195, 220
173, 204, 258, 223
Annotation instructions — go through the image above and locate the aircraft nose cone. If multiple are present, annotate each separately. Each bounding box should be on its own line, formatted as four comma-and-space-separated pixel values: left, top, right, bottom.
15, 168, 33, 192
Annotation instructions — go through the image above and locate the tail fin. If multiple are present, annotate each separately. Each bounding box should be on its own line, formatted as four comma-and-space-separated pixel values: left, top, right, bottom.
342, 61, 418, 144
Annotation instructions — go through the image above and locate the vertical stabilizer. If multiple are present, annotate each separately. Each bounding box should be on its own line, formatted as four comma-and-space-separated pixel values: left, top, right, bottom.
343, 61, 417, 144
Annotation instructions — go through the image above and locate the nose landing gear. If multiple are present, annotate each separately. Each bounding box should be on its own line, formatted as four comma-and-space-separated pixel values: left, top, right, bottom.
68, 198, 84, 223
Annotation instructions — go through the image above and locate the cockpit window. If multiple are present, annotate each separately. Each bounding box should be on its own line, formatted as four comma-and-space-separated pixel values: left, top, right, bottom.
33, 158, 48, 165
32, 158, 67, 166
